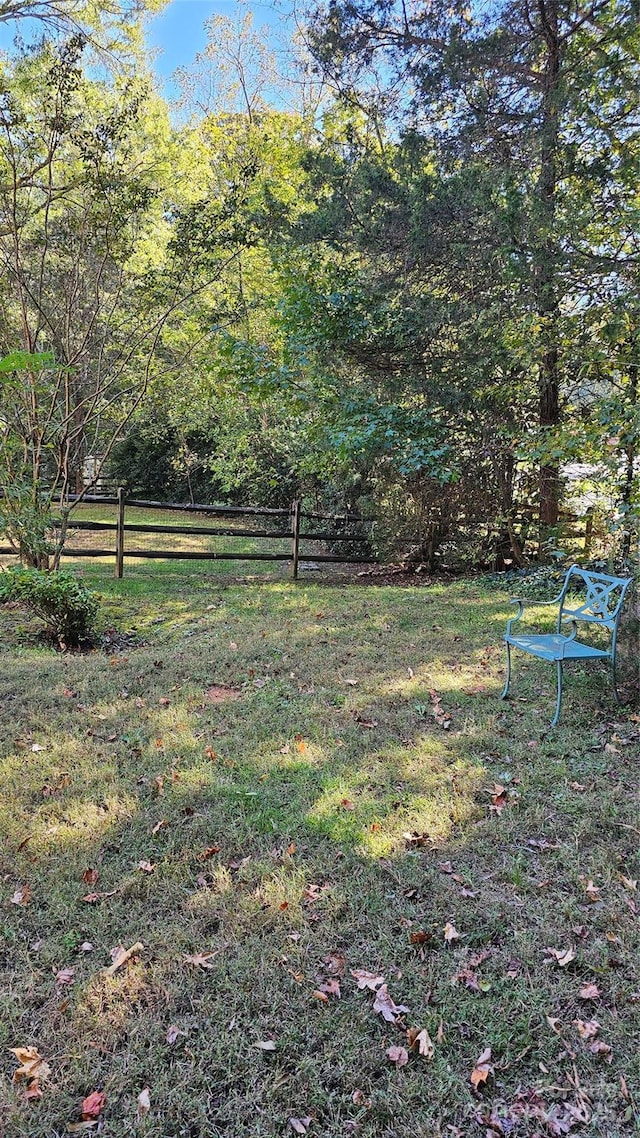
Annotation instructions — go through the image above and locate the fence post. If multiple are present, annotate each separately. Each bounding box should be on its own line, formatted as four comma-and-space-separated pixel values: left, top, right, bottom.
115, 486, 126, 579
583, 507, 594, 559
290, 499, 301, 580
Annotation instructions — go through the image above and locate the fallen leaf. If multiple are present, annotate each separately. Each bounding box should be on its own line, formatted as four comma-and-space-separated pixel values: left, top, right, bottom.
10, 1046, 51, 1091
289, 1118, 312, 1134
439, 861, 454, 874
584, 879, 600, 903
340, 798, 355, 810
166, 1025, 186, 1044
137, 1088, 151, 1120
619, 875, 637, 892
56, 968, 75, 986
151, 819, 167, 835
158, 697, 171, 706
138, 860, 156, 874
545, 946, 576, 967
589, 1040, 612, 1061
409, 931, 433, 945
10, 884, 31, 905
353, 712, 378, 728
351, 969, 385, 990
488, 783, 508, 813
579, 983, 600, 1000
443, 922, 460, 943
470, 1046, 494, 1088
183, 952, 216, 970
254, 1040, 276, 1051
201, 845, 221, 859
79, 942, 94, 953
407, 1027, 434, 1060
323, 951, 345, 976
81, 1091, 106, 1120
372, 983, 409, 1023
317, 978, 341, 998
81, 889, 118, 904
312, 989, 329, 1002
574, 1019, 600, 1040
403, 830, 431, 847
81, 869, 99, 886
386, 1045, 409, 1067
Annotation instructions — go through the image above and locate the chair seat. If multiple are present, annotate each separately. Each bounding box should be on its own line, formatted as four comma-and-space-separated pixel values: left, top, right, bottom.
505, 633, 609, 662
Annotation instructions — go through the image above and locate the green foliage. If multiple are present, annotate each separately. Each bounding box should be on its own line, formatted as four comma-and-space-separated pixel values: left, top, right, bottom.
0, 568, 100, 646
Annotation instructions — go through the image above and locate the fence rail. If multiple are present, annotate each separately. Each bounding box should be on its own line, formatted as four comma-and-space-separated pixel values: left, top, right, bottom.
0, 491, 374, 578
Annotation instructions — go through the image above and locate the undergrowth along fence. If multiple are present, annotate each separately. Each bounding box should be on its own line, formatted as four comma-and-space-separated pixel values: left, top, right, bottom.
0, 491, 374, 578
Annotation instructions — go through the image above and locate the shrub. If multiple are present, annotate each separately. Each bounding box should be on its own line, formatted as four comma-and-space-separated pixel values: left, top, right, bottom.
0, 568, 100, 646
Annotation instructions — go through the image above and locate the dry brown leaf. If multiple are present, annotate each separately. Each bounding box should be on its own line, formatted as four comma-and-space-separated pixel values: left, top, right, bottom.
138, 860, 156, 874
470, 1046, 494, 1088
10, 884, 31, 905
443, 922, 460, 943
254, 1040, 276, 1051
166, 1025, 186, 1044
10, 1046, 51, 1088
589, 1040, 612, 1061
386, 1045, 409, 1067
574, 1019, 600, 1040
183, 952, 216, 970
137, 1088, 151, 1120
318, 978, 341, 998
545, 946, 576, 967
584, 879, 601, 903
289, 1118, 312, 1134
56, 968, 75, 987
619, 875, 637, 892
407, 1027, 434, 1060
340, 798, 355, 810
81, 869, 99, 886
579, 982, 600, 1000
312, 989, 329, 1002
351, 969, 385, 990
372, 983, 409, 1023
323, 951, 345, 976
403, 830, 431, 847
81, 1091, 106, 1120
409, 931, 433, 945
151, 819, 167, 834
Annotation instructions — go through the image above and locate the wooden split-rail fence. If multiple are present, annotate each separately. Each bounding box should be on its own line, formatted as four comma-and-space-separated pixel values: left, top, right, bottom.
0, 491, 374, 579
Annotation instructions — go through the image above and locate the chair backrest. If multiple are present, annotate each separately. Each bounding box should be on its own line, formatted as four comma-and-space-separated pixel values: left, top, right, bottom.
558, 565, 632, 632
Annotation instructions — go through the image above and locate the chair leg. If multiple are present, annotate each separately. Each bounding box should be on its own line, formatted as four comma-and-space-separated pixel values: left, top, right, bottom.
611, 657, 621, 705
551, 660, 563, 727
501, 642, 512, 700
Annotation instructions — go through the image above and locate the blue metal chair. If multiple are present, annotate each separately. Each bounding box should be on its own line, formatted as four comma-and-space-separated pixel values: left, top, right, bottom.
501, 565, 632, 726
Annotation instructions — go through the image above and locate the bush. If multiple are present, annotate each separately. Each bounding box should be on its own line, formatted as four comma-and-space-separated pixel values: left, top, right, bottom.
0, 568, 100, 646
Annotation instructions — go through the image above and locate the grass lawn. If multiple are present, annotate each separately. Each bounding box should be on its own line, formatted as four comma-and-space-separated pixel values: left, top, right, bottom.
1, 562, 638, 1137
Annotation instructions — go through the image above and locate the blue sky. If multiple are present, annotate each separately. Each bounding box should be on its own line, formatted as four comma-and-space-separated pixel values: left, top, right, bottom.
0, 0, 294, 101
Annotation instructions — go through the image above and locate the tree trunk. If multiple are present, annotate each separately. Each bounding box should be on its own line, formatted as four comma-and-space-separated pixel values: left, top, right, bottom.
535, 0, 561, 532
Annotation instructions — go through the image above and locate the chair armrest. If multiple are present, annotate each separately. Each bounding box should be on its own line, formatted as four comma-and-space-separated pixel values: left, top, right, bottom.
560, 620, 578, 657
505, 598, 524, 636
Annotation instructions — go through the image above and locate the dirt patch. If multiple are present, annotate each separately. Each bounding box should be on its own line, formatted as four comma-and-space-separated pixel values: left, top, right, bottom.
205, 684, 243, 704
